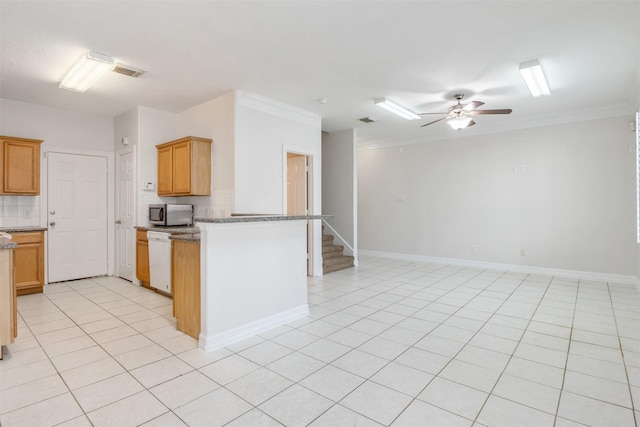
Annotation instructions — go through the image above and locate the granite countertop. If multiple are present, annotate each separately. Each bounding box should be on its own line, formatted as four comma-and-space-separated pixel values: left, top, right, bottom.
135, 225, 200, 234
169, 233, 201, 243
0, 233, 18, 250
0, 226, 48, 233
195, 214, 332, 224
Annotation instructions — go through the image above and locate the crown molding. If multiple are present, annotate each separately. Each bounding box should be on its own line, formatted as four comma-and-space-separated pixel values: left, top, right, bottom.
235, 90, 321, 129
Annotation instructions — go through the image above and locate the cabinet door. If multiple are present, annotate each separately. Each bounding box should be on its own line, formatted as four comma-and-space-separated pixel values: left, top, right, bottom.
172, 240, 200, 339
2, 139, 41, 194
13, 232, 44, 295
157, 145, 173, 196
172, 140, 192, 195
136, 239, 150, 284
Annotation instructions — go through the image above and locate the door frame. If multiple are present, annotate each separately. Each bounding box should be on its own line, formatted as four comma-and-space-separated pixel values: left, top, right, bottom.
42, 146, 115, 280
282, 143, 322, 276
115, 146, 136, 281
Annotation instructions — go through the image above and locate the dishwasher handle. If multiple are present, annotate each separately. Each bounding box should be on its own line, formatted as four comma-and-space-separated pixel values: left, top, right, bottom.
146, 231, 171, 241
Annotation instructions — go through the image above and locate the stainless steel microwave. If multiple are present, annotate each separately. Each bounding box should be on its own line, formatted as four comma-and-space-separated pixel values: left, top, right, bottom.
148, 204, 193, 226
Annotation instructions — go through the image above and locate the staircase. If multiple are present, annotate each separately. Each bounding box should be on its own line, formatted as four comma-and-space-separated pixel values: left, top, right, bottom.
322, 228, 354, 274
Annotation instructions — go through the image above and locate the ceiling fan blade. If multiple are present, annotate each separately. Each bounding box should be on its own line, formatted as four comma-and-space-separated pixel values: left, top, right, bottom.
420, 116, 448, 127
467, 120, 476, 127
417, 112, 448, 115
463, 101, 484, 111
469, 108, 512, 115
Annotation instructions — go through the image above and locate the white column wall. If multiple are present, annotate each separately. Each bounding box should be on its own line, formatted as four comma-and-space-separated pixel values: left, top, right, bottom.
322, 129, 357, 259
234, 91, 322, 215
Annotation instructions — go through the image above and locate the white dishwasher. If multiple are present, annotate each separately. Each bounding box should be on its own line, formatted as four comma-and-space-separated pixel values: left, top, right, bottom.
147, 231, 172, 295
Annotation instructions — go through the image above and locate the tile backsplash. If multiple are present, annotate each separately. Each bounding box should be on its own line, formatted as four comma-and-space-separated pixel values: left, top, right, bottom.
0, 196, 42, 228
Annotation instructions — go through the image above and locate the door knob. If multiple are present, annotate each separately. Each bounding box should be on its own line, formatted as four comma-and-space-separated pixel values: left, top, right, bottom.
49, 210, 56, 215
115, 220, 122, 224
49, 221, 56, 227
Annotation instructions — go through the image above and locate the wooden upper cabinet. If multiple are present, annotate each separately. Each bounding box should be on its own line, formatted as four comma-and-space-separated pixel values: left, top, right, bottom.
156, 145, 173, 196
156, 136, 212, 196
0, 136, 43, 195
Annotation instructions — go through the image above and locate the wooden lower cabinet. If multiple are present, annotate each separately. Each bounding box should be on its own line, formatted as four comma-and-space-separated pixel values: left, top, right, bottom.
172, 239, 200, 339
136, 230, 151, 288
0, 247, 17, 358
12, 231, 44, 296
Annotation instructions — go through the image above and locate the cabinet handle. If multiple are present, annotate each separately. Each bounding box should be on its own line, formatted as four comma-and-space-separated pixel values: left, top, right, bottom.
49, 210, 56, 215
49, 221, 56, 227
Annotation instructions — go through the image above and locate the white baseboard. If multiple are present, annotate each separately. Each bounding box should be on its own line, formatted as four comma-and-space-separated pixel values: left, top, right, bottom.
359, 250, 639, 286
199, 304, 309, 352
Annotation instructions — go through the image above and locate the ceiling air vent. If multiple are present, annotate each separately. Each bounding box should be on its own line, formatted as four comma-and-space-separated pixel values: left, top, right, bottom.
112, 64, 145, 78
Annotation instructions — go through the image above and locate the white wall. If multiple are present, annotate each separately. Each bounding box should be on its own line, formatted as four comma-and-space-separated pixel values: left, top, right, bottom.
137, 106, 178, 224
322, 129, 357, 258
114, 107, 138, 151
0, 99, 114, 228
177, 91, 235, 218
0, 98, 114, 151
358, 115, 637, 277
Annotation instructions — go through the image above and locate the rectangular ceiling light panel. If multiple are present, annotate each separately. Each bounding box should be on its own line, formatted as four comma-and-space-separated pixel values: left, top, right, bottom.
374, 98, 420, 120
519, 60, 550, 97
59, 51, 115, 93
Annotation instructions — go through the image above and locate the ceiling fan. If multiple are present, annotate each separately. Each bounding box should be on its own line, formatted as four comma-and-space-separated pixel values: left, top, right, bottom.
419, 94, 512, 130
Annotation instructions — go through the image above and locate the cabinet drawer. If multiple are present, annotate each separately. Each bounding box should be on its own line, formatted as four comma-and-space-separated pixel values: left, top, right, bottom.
11, 231, 43, 245
136, 229, 148, 241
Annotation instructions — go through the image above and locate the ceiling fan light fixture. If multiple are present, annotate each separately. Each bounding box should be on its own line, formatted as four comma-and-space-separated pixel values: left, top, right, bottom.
519, 60, 550, 97
59, 51, 115, 93
448, 116, 473, 130
374, 98, 420, 120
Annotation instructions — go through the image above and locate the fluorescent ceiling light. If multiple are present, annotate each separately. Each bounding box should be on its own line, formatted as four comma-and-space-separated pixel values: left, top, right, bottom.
448, 116, 473, 130
519, 60, 550, 97
374, 98, 420, 120
59, 51, 115, 93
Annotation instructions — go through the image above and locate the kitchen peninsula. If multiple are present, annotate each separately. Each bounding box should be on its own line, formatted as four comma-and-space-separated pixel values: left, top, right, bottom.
195, 215, 329, 352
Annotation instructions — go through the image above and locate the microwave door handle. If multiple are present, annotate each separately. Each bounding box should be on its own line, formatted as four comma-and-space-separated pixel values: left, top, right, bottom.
159, 209, 164, 221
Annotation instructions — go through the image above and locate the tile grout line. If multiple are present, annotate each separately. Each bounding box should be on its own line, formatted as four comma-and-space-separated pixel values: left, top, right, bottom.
607, 281, 638, 427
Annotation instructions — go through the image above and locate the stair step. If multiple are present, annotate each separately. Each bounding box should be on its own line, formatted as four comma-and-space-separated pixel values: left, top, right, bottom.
322, 234, 334, 245
322, 244, 344, 257
323, 255, 354, 274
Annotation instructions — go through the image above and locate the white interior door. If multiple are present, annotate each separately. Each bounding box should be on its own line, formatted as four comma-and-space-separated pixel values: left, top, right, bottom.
287, 154, 308, 216
116, 150, 134, 281
287, 153, 311, 274
48, 152, 108, 282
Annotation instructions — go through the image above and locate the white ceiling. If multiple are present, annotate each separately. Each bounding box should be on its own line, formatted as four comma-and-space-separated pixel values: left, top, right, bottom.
1, 1, 639, 147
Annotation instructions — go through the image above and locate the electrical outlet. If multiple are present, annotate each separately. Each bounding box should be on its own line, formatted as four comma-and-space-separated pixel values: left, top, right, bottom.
520, 249, 526, 256
23, 209, 30, 219
472, 245, 477, 252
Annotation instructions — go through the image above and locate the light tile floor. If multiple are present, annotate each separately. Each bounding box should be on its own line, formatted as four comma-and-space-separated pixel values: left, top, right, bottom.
1, 256, 639, 426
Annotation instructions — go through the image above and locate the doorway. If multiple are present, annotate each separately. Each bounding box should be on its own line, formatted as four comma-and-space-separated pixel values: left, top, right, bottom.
287, 153, 308, 216
47, 152, 108, 282
115, 149, 135, 281
286, 152, 313, 274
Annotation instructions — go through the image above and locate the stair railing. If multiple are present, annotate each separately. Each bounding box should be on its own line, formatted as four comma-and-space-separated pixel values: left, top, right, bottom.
322, 219, 358, 266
